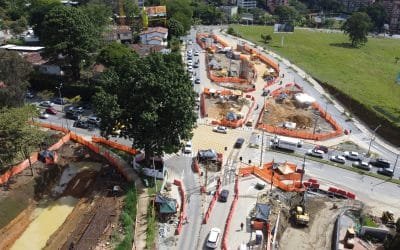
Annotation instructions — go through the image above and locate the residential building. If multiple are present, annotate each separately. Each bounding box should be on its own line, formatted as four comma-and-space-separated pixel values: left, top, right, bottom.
266, 0, 288, 13
383, 0, 400, 34
140, 27, 168, 46
219, 6, 239, 17
237, 0, 257, 9
131, 44, 171, 57
339, 0, 375, 12
103, 25, 133, 43
145, 5, 167, 26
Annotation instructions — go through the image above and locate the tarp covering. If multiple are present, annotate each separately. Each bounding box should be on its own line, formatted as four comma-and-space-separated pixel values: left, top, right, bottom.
155, 194, 177, 214
254, 203, 271, 222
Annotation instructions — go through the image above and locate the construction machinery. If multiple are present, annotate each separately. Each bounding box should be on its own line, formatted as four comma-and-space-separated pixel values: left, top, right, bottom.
382, 211, 395, 228
291, 204, 310, 226
343, 227, 355, 249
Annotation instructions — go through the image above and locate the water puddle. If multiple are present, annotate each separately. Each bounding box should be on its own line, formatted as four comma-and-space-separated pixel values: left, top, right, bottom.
11, 196, 78, 250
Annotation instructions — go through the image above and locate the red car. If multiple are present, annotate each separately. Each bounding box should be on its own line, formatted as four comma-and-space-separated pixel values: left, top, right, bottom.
45, 107, 57, 115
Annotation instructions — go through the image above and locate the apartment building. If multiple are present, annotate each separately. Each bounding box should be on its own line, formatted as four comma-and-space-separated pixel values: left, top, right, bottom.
237, 0, 257, 9
383, 0, 400, 34
339, 0, 375, 12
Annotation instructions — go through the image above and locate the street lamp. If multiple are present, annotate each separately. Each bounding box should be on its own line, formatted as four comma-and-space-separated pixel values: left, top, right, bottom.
393, 152, 399, 176
259, 96, 266, 168
367, 124, 381, 156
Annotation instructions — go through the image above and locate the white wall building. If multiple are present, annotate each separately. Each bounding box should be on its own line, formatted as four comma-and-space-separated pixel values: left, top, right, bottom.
237, 0, 257, 9
140, 27, 168, 46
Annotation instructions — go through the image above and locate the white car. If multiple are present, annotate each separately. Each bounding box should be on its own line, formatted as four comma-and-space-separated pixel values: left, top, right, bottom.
206, 227, 221, 249
213, 126, 228, 134
184, 141, 192, 154
330, 155, 346, 164
187, 60, 193, 66
87, 115, 101, 125
344, 151, 361, 161
190, 75, 195, 82
39, 101, 54, 107
194, 50, 199, 56
352, 161, 371, 170
306, 149, 324, 158
187, 67, 193, 73
39, 112, 49, 119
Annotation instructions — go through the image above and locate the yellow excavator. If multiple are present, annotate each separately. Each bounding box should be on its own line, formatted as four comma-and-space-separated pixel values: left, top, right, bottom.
291, 192, 310, 226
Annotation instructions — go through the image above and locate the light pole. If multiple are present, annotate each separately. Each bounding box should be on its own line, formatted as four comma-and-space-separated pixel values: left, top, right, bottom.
367, 124, 381, 156
300, 155, 306, 187
259, 96, 266, 168
393, 153, 399, 176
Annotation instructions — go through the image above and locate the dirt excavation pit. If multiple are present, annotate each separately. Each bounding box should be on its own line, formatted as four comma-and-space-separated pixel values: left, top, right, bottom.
205, 94, 251, 121
0, 140, 129, 250
263, 92, 335, 134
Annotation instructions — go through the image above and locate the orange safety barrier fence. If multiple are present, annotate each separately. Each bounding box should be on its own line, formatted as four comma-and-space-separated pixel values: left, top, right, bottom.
0, 131, 71, 185
92, 136, 137, 155
221, 176, 239, 250
203, 178, 222, 224
174, 179, 186, 235
257, 97, 342, 141
238, 162, 304, 192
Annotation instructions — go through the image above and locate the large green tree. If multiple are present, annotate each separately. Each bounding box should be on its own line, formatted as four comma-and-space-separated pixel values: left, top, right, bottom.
167, 17, 185, 37
342, 12, 372, 47
167, 0, 192, 32
97, 42, 137, 67
365, 2, 387, 32
274, 5, 298, 25
0, 105, 43, 174
93, 53, 197, 164
0, 50, 33, 107
80, 2, 112, 32
29, 0, 62, 37
40, 5, 99, 79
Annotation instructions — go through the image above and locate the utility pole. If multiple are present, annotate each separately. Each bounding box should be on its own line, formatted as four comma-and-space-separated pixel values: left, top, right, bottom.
367, 124, 381, 156
259, 96, 266, 168
393, 153, 399, 175
312, 116, 319, 135
300, 155, 306, 187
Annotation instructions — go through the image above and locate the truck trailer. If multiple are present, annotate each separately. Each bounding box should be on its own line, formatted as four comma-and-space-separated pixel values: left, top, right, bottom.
270, 136, 303, 152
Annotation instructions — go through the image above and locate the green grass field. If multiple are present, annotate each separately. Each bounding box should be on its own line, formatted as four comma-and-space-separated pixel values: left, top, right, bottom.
231, 25, 400, 125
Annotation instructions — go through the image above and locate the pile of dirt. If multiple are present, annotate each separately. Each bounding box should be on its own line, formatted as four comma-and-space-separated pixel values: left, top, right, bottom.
62, 170, 99, 198
264, 98, 313, 128
287, 114, 313, 128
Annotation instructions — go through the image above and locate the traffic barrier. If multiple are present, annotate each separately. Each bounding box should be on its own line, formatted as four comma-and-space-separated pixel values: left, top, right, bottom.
221, 176, 239, 250
346, 192, 356, 200
308, 178, 318, 184
92, 136, 137, 155
200, 92, 206, 118
203, 179, 222, 224
192, 159, 200, 174
174, 179, 186, 235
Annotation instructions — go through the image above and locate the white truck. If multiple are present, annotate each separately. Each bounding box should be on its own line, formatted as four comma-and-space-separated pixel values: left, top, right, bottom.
270, 135, 303, 152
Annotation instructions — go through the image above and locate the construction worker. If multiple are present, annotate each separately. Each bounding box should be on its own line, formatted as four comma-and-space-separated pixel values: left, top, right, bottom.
240, 222, 244, 231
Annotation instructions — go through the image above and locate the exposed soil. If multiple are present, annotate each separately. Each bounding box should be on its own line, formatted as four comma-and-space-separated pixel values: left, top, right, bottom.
205, 95, 250, 120
263, 93, 335, 134
0, 139, 127, 250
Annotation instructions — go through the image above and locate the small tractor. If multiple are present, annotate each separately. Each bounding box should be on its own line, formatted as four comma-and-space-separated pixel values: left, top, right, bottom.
382, 211, 395, 228
291, 204, 310, 226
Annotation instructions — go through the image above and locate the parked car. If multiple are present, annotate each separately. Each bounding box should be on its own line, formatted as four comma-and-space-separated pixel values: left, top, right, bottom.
306, 149, 324, 158
344, 151, 361, 161
39, 112, 49, 119
234, 138, 245, 149
25, 92, 34, 99
194, 50, 199, 56
193, 62, 199, 68
65, 110, 80, 120
187, 66, 193, 73
315, 145, 329, 153
206, 228, 221, 249
330, 155, 346, 164
261, 89, 270, 96
39, 101, 54, 107
352, 161, 371, 171
369, 158, 391, 168
184, 141, 192, 154
73, 120, 90, 129
195, 78, 200, 84
377, 168, 394, 177
219, 189, 229, 202
52, 97, 68, 105
45, 107, 57, 115
87, 115, 101, 126
187, 60, 193, 66
68, 106, 84, 114
213, 126, 228, 134
190, 75, 195, 82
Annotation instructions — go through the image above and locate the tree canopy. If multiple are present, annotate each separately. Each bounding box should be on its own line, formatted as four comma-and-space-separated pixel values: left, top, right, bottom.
40, 5, 99, 79
274, 5, 298, 25
167, 18, 185, 37
97, 42, 137, 67
93, 52, 197, 164
364, 2, 387, 32
0, 50, 33, 107
167, 0, 192, 32
342, 12, 372, 47
0, 105, 43, 168
29, 0, 62, 37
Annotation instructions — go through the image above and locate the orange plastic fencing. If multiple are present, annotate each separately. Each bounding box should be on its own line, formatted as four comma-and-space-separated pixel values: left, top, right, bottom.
211, 34, 229, 48
92, 136, 137, 155
257, 97, 343, 141
174, 179, 186, 235
238, 162, 304, 192
221, 176, 239, 250
203, 178, 222, 224
0, 130, 72, 185
241, 43, 280, 75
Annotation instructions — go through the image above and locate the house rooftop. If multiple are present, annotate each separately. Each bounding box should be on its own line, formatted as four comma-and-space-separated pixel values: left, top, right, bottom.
0, 44, 44, 52
145, 5, 167, 17
140, 27, 168, 35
